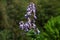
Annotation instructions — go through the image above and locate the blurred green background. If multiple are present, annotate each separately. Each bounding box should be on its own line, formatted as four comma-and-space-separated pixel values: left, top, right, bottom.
0, 0, 60, 40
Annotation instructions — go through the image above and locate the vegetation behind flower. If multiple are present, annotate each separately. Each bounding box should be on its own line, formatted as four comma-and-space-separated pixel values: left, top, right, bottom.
0, 0, 60, 40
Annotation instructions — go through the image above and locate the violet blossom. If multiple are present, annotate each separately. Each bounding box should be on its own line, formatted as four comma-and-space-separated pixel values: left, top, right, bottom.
19, 2, 40, 34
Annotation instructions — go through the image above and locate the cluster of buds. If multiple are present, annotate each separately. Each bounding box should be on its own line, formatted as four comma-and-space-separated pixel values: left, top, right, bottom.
19, 2, 40, 34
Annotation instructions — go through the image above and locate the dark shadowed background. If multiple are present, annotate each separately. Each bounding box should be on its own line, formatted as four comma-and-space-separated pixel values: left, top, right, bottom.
0, 0, 60, 40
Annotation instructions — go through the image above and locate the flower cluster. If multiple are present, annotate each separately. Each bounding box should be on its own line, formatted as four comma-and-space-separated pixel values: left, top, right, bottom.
19, 2, 40, 34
